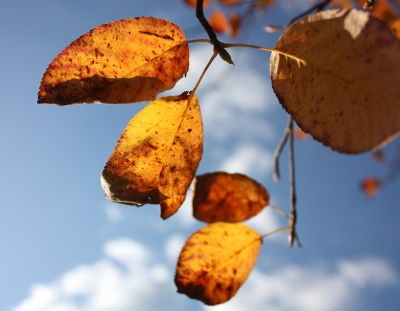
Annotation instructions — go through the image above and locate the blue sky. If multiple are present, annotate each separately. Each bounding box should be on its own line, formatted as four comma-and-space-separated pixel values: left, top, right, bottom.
1, 0, 400, 310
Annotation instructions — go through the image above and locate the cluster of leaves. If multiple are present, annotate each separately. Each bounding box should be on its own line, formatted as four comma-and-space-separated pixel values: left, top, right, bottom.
38, 0, 400, 305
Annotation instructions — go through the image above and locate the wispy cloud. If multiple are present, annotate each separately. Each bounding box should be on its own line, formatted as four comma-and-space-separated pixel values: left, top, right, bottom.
204, 257, 399, 311
11, 238, 398, 311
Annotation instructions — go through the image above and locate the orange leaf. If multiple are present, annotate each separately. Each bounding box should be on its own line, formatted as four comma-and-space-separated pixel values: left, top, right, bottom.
101, 94, 203, 219
270, 9, 400, 154
209, 10, 229, 33
38, 17, 189, 105
193, 172, 269, 223
175, 222, 261, 305
229, 12, 241, 37
220, 0, 243, 5
360, 176, 381, 198
184, 0, 210, 8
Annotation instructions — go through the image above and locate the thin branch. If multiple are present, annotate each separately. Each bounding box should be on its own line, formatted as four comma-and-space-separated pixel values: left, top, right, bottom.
272, 116, 292, 182
288, 118, 301, 248
260, 226, 292, 239
196, 0, 219, 45
268, 204, 289, 219
265, 0, 332, 32
191, 50, 218, 94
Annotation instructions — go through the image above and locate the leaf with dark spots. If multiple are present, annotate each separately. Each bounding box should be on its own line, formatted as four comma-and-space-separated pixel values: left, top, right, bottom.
270, 9, 400, 153
38, 17, 189, 105
175, 222, 261, 305
193, 172, 269, 223
101, 94, 203, 219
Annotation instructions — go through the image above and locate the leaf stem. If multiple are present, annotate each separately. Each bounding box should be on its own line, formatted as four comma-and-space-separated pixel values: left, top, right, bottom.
268, 204, 289, 219
191, 50, 218, 94
222, 43, 306, 66
260, 225, 291, 239
265, 0, 332, 32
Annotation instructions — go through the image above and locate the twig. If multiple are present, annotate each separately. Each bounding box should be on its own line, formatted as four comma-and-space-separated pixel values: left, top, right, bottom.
268, 204, 289, 219
196, 0, 234, 64
288, 118, 301, 248
192, 50, 218, 93
260, 225, 291, 239
272, 116, 292, 182
265, 0, 332, 32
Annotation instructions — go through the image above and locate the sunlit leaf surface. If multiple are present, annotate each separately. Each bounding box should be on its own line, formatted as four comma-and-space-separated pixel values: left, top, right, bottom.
193, 172, 269, 223
270, 9, 400, 154
101, 94, 203, 219
175, 222, 261, 305
360, 176, 382, 198
38, 17, 189, 105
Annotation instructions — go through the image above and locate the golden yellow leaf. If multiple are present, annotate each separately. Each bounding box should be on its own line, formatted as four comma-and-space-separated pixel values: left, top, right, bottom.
101, 94, 203, 219
270, 9, 400, 154
175, 222, 261, 305
38, 17, 189, 105
193, 172, 269, 223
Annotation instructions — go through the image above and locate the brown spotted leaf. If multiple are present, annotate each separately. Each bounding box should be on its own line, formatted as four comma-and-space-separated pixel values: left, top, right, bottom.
101, 94, 203, 219
270, 9, 400, 154
38, 17, 189, 105
193, 172, 269, 223
175, 222, 261, 305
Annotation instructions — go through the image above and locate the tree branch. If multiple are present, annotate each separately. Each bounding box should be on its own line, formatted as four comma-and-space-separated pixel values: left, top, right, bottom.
288, 118, 301, 248
272, 116, 292, 182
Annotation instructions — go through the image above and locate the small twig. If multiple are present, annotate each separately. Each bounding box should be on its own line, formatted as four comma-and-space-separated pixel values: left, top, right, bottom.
288, 118, 301, 248
272, 116, 292, 182
192, 50, 218, 93
260, 225, 291, 239
265, 0, 332, 32
196, 0, 234, 64
268, 204, 289, 219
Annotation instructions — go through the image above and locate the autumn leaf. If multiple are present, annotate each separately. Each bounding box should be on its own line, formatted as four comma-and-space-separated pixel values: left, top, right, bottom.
220, 0, 243, 5
270, 9, 400, 154
209, 10, 229, 33
175, 222, 261, 305
101, 94, 203, 219
192, 172, 269, 223
38, 17, 189, 105
229, 12, 241, 37
360, 176, 382, 198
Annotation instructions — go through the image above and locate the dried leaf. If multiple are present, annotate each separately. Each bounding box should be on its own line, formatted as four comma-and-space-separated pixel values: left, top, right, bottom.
209, 10, 229, 33
193, 172, 269, 223
38, 17, 189, 105
101, 94, 203, 219
175, 222, 261, 305
229, 12, 241, 37
360, 176, 382, 197
270, 9, 400, 154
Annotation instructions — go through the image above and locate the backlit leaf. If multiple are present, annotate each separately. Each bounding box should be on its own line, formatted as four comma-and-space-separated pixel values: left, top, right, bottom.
38, 17, 189, 105
270, 9, 400, 154
360, 176, 381, 198
193, 172, 269, 223
101, 94, 203, 219
209, 10, 229, 33
175, 222, 261, 305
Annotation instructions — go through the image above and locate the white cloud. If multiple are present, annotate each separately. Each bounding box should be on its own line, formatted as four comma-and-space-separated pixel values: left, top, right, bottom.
245, 208, 285, 241
12, 236, 398, 311
219, 144, 273, 178
204, 257, 399, 311
103, 204, 123, 223
11, 238, 185, 311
